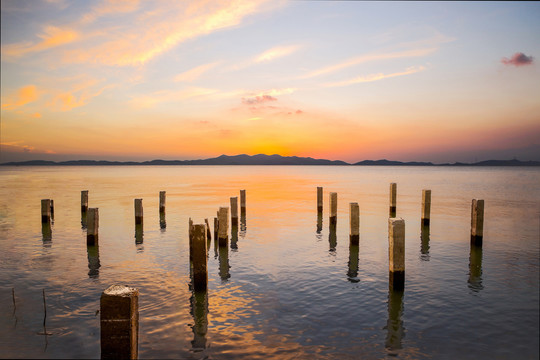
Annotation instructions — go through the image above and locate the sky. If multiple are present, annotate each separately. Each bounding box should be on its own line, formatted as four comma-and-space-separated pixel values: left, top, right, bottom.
1, 0, 539, 164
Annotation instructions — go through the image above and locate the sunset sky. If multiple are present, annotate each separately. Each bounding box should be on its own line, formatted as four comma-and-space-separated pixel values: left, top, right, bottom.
1, 0, 539, 163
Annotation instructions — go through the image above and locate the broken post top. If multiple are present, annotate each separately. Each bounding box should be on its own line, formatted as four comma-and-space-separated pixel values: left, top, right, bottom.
103, 284, 139, 297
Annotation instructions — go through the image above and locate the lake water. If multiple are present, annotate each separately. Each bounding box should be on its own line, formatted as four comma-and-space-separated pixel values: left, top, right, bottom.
0, 165, 538, 359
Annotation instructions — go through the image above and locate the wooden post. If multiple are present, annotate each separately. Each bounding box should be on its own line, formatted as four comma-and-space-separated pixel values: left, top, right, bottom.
329, 192, 337, 225
189, 218, 194, 263
81, 190, 89, 213
421, 189, 431, 226
388, 218, 405, 290
87, 244, 100, 278
159, 191, 166, 213
389, 183, 397, 217
317, 187, 323, 213
100, 285, 139, 360
218, 207, 229, 246
347, 243, 359, 282
204, 218, 211, 241
41, 199, 51, 223
470, 199, 484, 246
240, 189, 246, 214
468, 243, 483, 291
50, 199, 54, 219
349, 202, 360, 245
134, 199, 143, 225
213, 217, 218, 242
87, 208, 99, 246
191, 224, 208, 291
230, 197, 238, 226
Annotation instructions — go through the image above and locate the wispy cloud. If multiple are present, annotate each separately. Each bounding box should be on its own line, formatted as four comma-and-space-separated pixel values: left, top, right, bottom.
1, 85, 39, 110
81, 0, 140, 24
1, 26, 79, 60
501, 52, 534, 67
174, 62, 220, 82
301, 48, 435, 79
254, 45, 301, 63
242, 94, 277, 105
46, 77, 113, 111
324, 66, 426, 87
129, 87, 220, 108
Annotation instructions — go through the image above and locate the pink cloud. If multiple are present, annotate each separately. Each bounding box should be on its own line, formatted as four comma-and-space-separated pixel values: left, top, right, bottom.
501, 52, 534, 66
242, 94, 277, 105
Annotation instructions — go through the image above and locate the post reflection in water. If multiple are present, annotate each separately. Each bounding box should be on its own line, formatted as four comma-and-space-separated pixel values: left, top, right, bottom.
189, 289, 208, 352
420, 225, 430, 261
316, 211, 323, 234
240, 209, 247, 233
135, 223, 144, 251
328, 222, 337, 252
218, 243, 231, 281
385, 285, 405, 353
347, 243, 360, 283
86, 244, 100, 278
81, 210, 87, 229
468, 244, 483, 292
231, 224, 239, 250
159, 212, 166, 231
42, 222, 52, 245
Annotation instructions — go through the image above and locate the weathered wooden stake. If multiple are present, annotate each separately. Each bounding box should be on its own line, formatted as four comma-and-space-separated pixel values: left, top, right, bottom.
230, 197, 238, 226
468, 243, 483, 291
100, 285, 139, 360
213, 217, 218, 242
218, 207, 229, 246
189, 218, 194, 263
87, 244, 100, 278
204, 218, 212, 241
329, 192, 337, 225
317, 187, 323, 213
159, 191, 166, 214
421, 189, 431, 226
134, 199, 143, 225
87, 208, 99, 245
191, 224, 208, 291
50, 199, 54, 219
470, 199, 484, 246
240, 189, 246, 214
41, 199, 51, 223
347, 243, 359, 282
81, 190, 89, 213
388, 218, 405, 290
389, 183, 397, 217
349, 202, 360, 245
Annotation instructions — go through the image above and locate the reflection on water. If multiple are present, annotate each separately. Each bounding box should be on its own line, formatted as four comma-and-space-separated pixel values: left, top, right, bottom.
468, 245, 483, 292
231, 224, 239, 250
135, 223, 144, 252
190, 289, 208, 352
41, 222, 52, 245
329, 223, 337, 252
385, 286, 405, 354
218, 244, 230, 281
159, 212, 166, 231
240, 212, 247, 238
86, 245, 100, 278
81, 210, 87, 229
347, 244, 359, 282
316, 211, 322, 234
420, 225, 430, 261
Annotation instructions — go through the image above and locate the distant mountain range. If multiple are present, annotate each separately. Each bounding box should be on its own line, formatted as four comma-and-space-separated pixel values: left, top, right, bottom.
1, 154, 539, 166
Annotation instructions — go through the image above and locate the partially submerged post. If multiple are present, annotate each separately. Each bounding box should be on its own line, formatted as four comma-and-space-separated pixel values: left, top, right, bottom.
389, 183, 397, 217
204, 218, 211, 241
230, 197, 238, 226
191, 224, 208, 291
87, 208, 99, 246
213, 217, 218, 243
349, 202, 360, 245
41, 199, 51, 223
317, 187, 323, 213
81, 190, 89, 213
218, 207, 229, 246
134, 199, 143, 225
470, 199, 484, 246
329, 192, 337, 225
100, 285, 139, 360
159, 191, 166, 214
240, 189, 246, 215
421, 190, 431, 226
50, 200, 54, 220
388, 218, 405, 290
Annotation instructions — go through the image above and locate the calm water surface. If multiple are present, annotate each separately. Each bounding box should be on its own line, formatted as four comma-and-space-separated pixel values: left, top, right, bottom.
0, 166, 539, 359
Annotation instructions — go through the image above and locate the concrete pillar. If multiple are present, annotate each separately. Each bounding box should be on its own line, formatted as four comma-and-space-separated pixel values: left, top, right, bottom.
421, 189, 431, 226
191, 224, 208, 291
159, 191, 166, 214
230, 197, 238, 226
470, 199, 484, 246
349, 202, 360, 245
329, 192, 337, 225
389, 183, 397, 217
388, 218, 405, 290
87, 208, 99, 246
134, 199, 143, 225
81, 190, 89, 213
41, 199, 51, 223
317, 187, 323, 213
100, 285, 139, 360
218, 207, 229, 246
